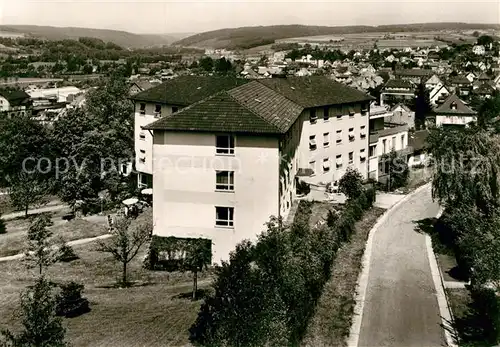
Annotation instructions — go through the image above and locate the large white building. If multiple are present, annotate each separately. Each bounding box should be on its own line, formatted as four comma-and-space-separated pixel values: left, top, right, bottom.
131, 76, 248, 188
143, 76, 376, 262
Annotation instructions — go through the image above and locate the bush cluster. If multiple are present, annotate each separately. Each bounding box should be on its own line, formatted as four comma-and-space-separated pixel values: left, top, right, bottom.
55, 281, 90, 318
189, 190, 374, 346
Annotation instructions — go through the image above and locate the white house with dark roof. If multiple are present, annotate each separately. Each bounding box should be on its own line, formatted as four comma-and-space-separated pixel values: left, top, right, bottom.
433, 94, 477, 128
143, 76, 374, 262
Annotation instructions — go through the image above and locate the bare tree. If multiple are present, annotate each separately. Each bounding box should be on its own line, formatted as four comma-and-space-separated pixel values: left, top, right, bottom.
97, 215, 152, 287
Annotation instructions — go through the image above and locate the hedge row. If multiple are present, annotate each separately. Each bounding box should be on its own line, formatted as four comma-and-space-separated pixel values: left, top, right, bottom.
189, 188, 375, 347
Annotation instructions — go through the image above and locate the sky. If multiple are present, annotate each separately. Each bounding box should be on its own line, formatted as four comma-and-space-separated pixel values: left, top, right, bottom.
0, 0, 498, 34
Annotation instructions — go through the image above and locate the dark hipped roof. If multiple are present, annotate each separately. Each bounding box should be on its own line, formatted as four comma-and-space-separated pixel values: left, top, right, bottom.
131, 75, 249, 105
383, 78, 415, 90
143, 91, 282, 134
449, 75, 471, 85
434, 94, 476, 115
144, 77, 373, 134
395, 69, 434, 77
0, 89, 31, 106
256, 76, 374, 108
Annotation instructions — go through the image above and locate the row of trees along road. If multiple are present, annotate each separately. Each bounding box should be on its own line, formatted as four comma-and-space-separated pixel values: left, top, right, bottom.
427, 93, 500, 344
0, 71, 135, 216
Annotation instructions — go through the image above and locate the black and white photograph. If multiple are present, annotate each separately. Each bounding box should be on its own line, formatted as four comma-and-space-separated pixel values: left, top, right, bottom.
0, 0, 498, 346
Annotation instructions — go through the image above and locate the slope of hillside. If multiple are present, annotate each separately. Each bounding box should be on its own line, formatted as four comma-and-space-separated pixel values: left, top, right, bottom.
0, 25, 188, 48
173, 23, 500, 49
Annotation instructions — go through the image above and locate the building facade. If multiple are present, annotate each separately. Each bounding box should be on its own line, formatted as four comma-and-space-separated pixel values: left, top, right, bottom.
144, 76, 374, 262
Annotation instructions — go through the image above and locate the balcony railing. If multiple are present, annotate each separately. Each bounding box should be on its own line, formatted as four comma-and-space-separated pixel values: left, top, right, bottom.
369, 123, 409, 143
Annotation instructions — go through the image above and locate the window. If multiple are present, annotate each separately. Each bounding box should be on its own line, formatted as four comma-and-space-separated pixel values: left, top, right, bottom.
323, 132, 330, 147
349, 108, 355, 117
323, 158, 330, 173
139, 157, 146, 164
172, 106, 178, 113
139, 132, 146, 141
401, 134, 405, 148
336, 129, 342, 144
154, 104, 161, 117
349, 127, 354, 132
392, 136, 396, 150
215, 207, 234, 227
20, 111, 25, 116
369, 145, 377, 157
336, 154, 342, 168
216, 135, 235, 155
309, 160, 316, 176
139, 149, 146, 154
360, 149, 366, 162
309, 135, 317, 151
139, 103, 146, 115
337, 114, 342, 120
310, 109, 317, 124
349, 134, 355, 142
382, 139, 387, 154
216, 171, 234, 191
349, 151, 354, 164
361, 106, 368, 116
323, 107, 329, 121
360, 125, 367, 139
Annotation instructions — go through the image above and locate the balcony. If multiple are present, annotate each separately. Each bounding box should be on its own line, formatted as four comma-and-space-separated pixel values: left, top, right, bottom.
369, 123, 409, 143
370, 105, 394, 120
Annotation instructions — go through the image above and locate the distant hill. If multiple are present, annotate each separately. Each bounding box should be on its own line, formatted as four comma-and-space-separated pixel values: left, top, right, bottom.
0, 25, 193, 48
173, 23, 500, 49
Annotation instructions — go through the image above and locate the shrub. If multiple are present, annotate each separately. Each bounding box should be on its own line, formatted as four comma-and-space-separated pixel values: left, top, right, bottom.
190, 188, 374, 346
296, 180, 311, 195
57, 241, 78, 262
339, 168, 364, 199
55, 281, 90, 318
0, 218, 5, 234
365, 187, 376, 208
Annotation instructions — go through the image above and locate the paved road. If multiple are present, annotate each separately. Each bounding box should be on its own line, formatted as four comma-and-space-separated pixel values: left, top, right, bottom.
358, 185, 445, 347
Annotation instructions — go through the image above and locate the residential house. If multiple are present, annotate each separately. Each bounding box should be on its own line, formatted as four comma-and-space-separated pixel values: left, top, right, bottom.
368, 105, 409, 182
472, 82, 495, 99
432, 94, 477, 128
472, 45, 486, 55
407, 130, 430, 167
429, 83, 451, 106
465, 72, 476, 83
424, 74, 443, 90
142, 76, 373, 262
380, 79, 415, 106
394, 69, 434, 84
129, 80, 158, 96
131, 76, 249, 189
389, 103, 415, 129
0, 89, 32, 118
493, 73, 500, 90
449, 75, 472, 97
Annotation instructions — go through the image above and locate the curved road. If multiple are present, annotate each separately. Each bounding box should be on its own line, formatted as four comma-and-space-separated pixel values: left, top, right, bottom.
358, 185, 445, 347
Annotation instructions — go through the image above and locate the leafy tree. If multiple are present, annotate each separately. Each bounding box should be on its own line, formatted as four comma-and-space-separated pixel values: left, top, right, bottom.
183, 239, 212, 300
381, 149, 409, 191
478, 92, 500, 131
199, 56, 214, 72
8, 172, 48, 217
0, 115, 50, 187
477, 35, 494, 48
24, 215, 58, 275
82, 64, 93, 74
411, 82, 433, 130
96, 214, 152, 286
214, 57, 233, 75
427, 126, 500, 214
50, 74, 134, 208
1, 276, 66, 347
339, 167, 364, 199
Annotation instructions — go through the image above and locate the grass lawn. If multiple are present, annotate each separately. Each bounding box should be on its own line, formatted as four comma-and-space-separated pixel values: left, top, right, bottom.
0, 211, 110, 258
308, 201, 343, 229
0, 237, 211, 346
301, 207, 386, 347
